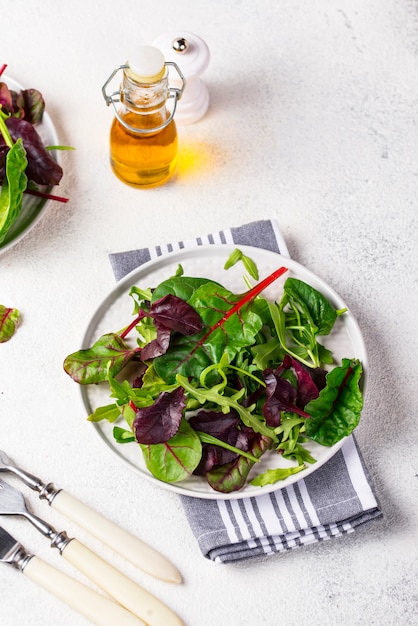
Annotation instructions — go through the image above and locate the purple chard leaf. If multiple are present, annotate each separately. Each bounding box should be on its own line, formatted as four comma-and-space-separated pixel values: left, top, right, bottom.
188, 410, 242, 475
206, 434, 273, 493
4, 117, 63, 185
20, 88, 45, 125
150, 293, 203, 335
133, 386, 186, 444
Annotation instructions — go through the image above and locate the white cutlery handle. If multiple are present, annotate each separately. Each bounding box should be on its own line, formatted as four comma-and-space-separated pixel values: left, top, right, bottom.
51, 490, 181, 583
24, 555, 146, 626
62, 539, 184, 626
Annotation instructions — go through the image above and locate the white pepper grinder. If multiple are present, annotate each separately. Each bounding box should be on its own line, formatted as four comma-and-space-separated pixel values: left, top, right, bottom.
152, 32, 210, 124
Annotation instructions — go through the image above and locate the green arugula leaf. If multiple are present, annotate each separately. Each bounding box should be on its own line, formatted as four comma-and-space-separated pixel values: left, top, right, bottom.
177, 373, 276, 441
224, 247, 259, 280
88, 403, 121, 423
113, 427, 136, 443
250, 463, 306, 487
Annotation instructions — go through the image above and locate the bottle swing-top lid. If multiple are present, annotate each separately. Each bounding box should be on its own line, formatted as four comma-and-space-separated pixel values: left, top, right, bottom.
126, 45, 166, 83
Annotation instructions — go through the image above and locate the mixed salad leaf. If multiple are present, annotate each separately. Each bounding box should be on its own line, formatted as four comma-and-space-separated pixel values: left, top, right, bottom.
0, 66, 71, 245
0, 305, 21, 343
63, 251, 364, 493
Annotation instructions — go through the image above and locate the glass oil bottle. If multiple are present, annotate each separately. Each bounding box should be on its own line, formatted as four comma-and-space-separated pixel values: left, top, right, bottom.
102, 46, 185, 188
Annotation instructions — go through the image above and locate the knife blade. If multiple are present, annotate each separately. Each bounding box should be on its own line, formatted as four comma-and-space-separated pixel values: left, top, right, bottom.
0, 525, 146, 626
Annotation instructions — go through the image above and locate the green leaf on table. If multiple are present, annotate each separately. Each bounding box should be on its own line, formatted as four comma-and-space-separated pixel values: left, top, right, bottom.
0, 305, 21, 342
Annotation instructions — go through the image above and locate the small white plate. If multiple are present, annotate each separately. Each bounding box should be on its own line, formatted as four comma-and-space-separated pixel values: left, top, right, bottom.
80, 245, 368, 500
0, 75, 61, 254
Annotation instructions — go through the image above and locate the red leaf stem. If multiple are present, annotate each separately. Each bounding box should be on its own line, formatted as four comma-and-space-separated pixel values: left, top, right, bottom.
120, 310, 147, 340
196, 265, 288, 346
121, 265, 288, 359
0, 64, 7, 78
24, 188, 69, 203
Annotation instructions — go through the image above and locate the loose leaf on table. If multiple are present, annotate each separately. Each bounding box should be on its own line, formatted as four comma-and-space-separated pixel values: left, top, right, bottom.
140, 418, 202, 483
304, 358, 363, 446
63, 332, 140, 384
0, 305, 21, 342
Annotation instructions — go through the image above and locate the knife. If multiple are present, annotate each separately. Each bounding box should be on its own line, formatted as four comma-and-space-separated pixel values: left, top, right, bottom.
0, 525, 146, 626
0, 450, 181, 583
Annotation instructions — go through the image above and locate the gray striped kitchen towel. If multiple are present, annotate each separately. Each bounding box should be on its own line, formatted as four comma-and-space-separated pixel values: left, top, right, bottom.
109, 219, 382, 563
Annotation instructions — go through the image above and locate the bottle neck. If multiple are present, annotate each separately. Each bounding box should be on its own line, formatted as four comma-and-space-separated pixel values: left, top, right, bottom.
120, 70, 169, 115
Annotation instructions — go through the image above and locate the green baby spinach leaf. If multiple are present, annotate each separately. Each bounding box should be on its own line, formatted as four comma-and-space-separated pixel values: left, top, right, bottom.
269, 277, 345, 369
151, 274, 220, 303
0, 110, 28, 245
304, 358, 363, 446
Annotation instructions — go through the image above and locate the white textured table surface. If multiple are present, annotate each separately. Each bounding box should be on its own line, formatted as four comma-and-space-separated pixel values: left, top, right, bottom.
1, 1, 417, 625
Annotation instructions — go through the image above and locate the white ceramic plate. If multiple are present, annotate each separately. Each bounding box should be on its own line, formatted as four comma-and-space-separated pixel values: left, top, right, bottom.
0, 75, 60, 254
80, 245, 367, 500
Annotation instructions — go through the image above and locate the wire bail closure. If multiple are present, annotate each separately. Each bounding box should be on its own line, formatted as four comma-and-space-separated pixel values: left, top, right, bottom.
102, 62, 186, 134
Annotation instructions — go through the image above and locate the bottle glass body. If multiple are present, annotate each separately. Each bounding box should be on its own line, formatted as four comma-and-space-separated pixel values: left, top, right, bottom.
110, 71, 177, 188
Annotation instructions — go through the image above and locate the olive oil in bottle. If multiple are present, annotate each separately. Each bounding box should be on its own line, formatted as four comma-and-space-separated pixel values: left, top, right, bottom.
104, 46, 182, 188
